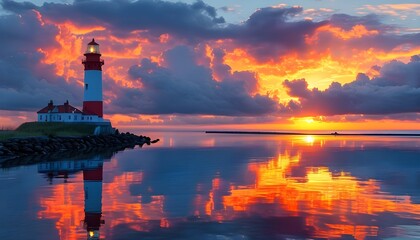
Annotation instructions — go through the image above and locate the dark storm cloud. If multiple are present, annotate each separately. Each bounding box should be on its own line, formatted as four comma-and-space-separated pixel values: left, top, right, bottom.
1, 0, 37, 13
329, 14, 392, 32
110, 46, 279, 116
1, 1, 326, 59
3, 0, 418, 61
2, 0, 226, 39
283, 56, 420, 116
0, 10, 82, 110
227, 6, 327, 60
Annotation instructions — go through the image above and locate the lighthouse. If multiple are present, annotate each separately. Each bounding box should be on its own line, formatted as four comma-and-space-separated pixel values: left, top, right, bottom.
82, 39, 104, 118
37, 38, 113, 133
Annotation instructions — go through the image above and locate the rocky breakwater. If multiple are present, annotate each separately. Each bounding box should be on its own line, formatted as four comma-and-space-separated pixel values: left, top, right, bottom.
0, 132, 159, 161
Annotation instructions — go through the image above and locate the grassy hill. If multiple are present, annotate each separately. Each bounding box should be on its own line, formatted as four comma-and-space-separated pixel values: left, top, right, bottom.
0, 122, 97, 140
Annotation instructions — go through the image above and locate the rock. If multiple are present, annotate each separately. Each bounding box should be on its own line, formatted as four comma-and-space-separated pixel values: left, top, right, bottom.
21, 147, 34, 154
0, 132, 159, 160
34, 146, 44, 152
8, 144, 19, 151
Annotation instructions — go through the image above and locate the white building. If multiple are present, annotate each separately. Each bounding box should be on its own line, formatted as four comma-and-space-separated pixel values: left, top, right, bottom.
37, 100, 102, 123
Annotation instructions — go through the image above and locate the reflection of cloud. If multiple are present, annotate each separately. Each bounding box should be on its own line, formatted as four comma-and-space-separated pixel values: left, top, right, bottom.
36, 137, 420, 239
38, 174, 86, 240
220, 149, 420, 239
38, 165, 167, 239
104, 172, 166, 231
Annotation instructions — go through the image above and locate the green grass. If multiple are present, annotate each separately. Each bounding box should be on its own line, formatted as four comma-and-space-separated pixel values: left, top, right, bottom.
0, 122, 97, 141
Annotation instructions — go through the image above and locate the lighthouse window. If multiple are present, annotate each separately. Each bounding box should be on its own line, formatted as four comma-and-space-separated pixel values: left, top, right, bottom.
85, 83, 88, 90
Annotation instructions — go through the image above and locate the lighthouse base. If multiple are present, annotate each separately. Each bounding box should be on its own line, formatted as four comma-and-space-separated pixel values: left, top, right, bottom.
83, 101, 103, 117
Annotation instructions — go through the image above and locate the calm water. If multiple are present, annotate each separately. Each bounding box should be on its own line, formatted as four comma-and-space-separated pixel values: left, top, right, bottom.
0, 131, 419, 240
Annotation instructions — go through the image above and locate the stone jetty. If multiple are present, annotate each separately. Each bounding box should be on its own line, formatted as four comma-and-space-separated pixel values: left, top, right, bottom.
0, 132, 159, 162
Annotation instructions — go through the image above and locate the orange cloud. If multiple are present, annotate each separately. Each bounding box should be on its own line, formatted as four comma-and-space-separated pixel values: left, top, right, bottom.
23, 9, 420, 129
309, 24, 379, 41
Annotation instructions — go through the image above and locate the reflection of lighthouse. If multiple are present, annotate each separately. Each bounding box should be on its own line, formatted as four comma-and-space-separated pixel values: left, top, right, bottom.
37, 156, 106, 239
83, 164, 104, 240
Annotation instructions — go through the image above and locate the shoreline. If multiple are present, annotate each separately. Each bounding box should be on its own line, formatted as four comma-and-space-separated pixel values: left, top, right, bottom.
0, 132, 159, 164
205, 131, 420, 137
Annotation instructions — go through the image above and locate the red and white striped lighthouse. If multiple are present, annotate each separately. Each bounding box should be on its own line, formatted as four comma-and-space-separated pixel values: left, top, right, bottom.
82, 39, 104, 118
83, 164, 104, 239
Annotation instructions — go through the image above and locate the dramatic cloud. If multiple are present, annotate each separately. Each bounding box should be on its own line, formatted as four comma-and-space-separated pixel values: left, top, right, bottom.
283, 56, 420, 116
226, 6, 327, 61
111, 46, 279, 116
0, 9, 81, 111
2, 0, 226, 40
0, 0, 419, 127
2, 1, 418, 61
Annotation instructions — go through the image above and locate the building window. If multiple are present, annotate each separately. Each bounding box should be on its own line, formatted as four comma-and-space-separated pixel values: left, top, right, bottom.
85, 84, 88, 90
40, 115, 42, 120
69, 116, 71, 120
82, 116, 84, 120
59, 116, 61, 120
74, 115, 77, 120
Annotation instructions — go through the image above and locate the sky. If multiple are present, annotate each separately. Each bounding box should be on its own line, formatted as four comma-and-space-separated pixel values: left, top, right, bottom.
0, 0, 419, 130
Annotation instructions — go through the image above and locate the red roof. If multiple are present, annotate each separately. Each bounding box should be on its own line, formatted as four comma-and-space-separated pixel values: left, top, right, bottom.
37, 104, 54, 113
37, 101, 83, 114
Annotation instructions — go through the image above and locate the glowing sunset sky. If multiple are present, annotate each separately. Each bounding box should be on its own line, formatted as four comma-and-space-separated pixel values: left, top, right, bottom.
0, 0, 419, 130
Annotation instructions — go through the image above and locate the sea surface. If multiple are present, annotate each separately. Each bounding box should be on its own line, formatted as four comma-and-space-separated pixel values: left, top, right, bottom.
0, 131, 419, 240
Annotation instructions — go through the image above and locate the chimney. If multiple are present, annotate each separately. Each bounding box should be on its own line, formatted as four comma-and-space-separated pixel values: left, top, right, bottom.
64, 100, 69, 112
48, 100, 54, 110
